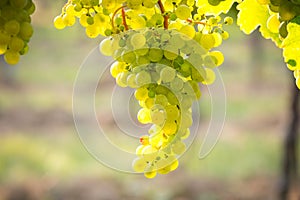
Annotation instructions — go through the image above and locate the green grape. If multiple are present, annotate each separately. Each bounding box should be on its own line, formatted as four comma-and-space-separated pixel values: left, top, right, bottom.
170, 77, 184, 92
167, 91, 179, 105
150, 13, 164, 26
62, 14, 76, 26
180, 25, 196, 38
86, 24, 100, 38
279, 21, 288, 38
150, 108, 166, 125
160, 67, 176, 83
200, 34, 215, 50
19, 22, 33, 40
110, 61, 123, 78
270, 0, 281, 6
165, 105, 180, 120
135, 87, 149, 101
4, 20, 20, 35
136, 56, 150, 65
99, 38, 114, 56
267, 14, 280, 33
9, 0, 27, 9
175, 5, 191, 20
180, 94, 193, 109
116, 71, 129, 87
136, 70, 152, 86
122, 51, 137, 63
148, 48, 164, 62
212, 32, 223, 47
145, 98, 155, 109
54, 16, 66, 29
79, 14, 89, 27
24, 0, 35, 15
162, 120, 177, 135
0, 32, 11, 45
221, 31, 229, 40
9, 36, 24, 52
279, 2, 296, 21
155, 94, 168, 107
86, 16, 94, 25
131, 33, 146, 49
207, 51, 224, 67
127, 73, 138, 88
4, 50, 20, 65
224, 17, 234, 25
172, 141, 186, 155
164, 49, 178, 60
202, 68, 216, 85
137, 108, 152, 124
142, 145, 158, 161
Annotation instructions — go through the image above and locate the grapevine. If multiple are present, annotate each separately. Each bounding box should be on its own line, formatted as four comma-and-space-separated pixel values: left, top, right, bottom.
0, 0, 35, 65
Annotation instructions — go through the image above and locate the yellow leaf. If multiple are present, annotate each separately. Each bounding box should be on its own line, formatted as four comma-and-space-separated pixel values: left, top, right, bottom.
237, 0, 269, 34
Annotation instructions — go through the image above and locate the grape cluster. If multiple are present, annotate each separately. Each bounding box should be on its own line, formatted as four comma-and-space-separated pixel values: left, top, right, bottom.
55, 0, 232, 42
0, 0, 35, 65
54, 0, 113, 38
100, 28, 224, 178
55, 0, 230, 178
256, 0, 300, 38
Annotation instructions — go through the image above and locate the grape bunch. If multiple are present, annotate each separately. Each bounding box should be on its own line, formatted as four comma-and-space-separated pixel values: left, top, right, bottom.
255, 0, 300, 38
100, 28, 224, 178
55, 0, 230, 178
0, 0, 35, 65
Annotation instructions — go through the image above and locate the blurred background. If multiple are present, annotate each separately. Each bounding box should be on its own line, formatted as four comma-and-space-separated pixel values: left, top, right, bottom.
0, 1, 299, 200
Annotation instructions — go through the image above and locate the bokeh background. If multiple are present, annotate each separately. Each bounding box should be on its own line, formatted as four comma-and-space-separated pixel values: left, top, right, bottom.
0, 1, 299, 199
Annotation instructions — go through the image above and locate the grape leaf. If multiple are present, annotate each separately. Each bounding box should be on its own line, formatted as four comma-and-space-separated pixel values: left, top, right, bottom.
196, 0, 237, 15
236, 0, 269, 34
237, 0, 282, 46
259, 19, 282, 47
282, 23, 300, 72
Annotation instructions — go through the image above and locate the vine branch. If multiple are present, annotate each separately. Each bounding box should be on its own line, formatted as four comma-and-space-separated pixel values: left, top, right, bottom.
158, 0, 169, 29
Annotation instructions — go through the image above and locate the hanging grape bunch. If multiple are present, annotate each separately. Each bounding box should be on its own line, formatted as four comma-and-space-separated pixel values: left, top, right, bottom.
0, 0, 35, 65
54, 0, 231, 178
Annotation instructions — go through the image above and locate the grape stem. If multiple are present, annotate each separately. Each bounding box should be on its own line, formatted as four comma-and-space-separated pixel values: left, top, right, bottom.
186, 19, 206, 25
111, 5, 128, 31
158, 0, 169, 29
122, 7, 129, 31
